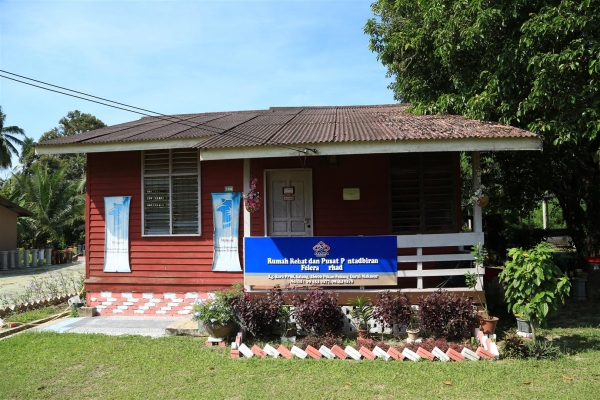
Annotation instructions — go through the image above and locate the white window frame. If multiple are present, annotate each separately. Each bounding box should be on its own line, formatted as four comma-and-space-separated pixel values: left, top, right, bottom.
141, 149, 202, 237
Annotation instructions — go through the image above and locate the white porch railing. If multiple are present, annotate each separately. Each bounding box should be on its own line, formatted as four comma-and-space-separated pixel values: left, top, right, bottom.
396, 232, 484, 292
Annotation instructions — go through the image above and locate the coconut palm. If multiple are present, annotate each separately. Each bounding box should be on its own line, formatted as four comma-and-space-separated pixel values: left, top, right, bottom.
0, 106, 27, 169
7, 165, 84, 245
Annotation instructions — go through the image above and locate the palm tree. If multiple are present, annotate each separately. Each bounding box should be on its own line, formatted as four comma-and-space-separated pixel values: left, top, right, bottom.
7, 165, 84, 246
0, 106, 27, 169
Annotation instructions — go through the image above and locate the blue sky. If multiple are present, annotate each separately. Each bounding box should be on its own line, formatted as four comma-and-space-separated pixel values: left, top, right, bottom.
0, 0, 394, 174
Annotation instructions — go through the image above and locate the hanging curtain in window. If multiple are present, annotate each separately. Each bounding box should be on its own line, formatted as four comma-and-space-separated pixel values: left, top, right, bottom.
104, 196, 132, 272
211, 192, 242, 272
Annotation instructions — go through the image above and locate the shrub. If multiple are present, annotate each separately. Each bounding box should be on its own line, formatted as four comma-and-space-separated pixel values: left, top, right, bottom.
299, 334, 343, 351
418, 338, 450, 353
525, 340, 561, 360
232, 288, 283, 337
372, 291, 412, 330
418, 291, 478, 340
500, 331, 528, 360
499, 242, 571, 341
292, 290, 343, 336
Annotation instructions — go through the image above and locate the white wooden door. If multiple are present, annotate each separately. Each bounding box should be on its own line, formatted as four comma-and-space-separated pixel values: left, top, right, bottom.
266, 169, 313, 237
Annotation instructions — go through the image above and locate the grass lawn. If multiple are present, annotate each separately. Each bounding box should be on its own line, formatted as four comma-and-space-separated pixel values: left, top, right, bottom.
0, 302, 599, 399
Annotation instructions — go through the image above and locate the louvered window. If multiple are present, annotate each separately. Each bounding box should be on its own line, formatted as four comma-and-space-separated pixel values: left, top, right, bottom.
390, 153, 456, 234
142, 149, 200, 235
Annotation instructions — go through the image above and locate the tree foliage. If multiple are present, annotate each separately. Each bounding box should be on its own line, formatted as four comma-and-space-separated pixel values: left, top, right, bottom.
30, 110, 106, 182
2, 165, 85, 247
0, 106, 27, 169
365, 0, 600, 256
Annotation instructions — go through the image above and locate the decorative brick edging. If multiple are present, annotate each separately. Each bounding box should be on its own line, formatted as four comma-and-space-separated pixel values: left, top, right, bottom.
86, 291, 203, 316
228, 327, 500, 361
0, 294, 76, 317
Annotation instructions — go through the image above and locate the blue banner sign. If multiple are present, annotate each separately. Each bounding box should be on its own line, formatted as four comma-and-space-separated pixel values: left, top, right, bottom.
244, 236, 398, 287
212, 192, 242, 272
104, 196, 131, 273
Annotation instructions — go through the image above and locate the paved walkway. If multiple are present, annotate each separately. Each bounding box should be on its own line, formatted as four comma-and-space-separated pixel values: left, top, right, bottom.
35, 316, 184, 338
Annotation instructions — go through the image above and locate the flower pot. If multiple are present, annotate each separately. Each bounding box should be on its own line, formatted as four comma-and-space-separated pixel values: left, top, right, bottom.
479, 316, 499, 334
475, 194, 489, 207
203, 321, 235, 339
516, 318, 532, 333
407, 328, 420, 341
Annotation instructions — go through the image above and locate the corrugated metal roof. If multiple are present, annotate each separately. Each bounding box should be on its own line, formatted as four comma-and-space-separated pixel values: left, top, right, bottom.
37, 104, 538, 150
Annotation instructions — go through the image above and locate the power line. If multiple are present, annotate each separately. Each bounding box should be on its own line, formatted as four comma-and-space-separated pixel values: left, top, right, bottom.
0, 70, 315, 154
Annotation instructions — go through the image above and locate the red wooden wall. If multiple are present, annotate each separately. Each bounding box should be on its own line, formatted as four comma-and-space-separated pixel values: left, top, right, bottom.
86, 152, 245, 293
85, 151, 462, 294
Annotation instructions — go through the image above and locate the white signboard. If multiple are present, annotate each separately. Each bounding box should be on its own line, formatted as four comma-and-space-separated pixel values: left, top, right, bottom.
104, 196, 131, 273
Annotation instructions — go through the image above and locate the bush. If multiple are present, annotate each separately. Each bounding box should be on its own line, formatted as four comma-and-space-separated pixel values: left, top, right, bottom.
372, 291, 412, 330
525, 340, 562, 360
299, 334, 343, 351
292, 290, 343, 336
232, 288, 283, 337
418, 291, 479, 340
500, 331, 528, 360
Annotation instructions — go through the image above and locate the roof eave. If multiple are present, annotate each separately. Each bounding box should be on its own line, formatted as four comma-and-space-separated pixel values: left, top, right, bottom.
35, 136, 541, 159
35, 137, 209, 155
199, 136, 542, 161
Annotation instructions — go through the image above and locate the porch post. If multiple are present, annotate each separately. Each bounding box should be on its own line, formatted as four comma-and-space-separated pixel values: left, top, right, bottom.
471, 151, 483, 233
243, 158, 251, 239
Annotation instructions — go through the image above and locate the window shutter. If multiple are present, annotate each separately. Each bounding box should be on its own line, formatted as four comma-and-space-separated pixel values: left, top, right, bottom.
143, 148, 200, 235
144, 176, 171, 235
390, 153, 455, 234
172, 175, 199, 234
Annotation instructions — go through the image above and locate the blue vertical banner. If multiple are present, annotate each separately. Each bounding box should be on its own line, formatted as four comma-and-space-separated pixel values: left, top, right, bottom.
104, 196, 131, 273
212, 192, 242, 272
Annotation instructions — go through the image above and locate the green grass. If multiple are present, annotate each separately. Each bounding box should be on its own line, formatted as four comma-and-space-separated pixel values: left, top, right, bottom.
3, 305, 67, 324
0, 302, 599, 399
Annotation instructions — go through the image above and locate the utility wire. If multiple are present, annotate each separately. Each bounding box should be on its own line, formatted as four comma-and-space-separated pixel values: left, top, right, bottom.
0, 70, 315, 154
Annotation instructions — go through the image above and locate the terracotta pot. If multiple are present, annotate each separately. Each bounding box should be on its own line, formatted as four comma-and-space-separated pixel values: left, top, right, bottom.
284, 328, 297, 337
480, 316, 499, 334
475, 194, 489, 208
204, 321, 235, 339
407, 328, 420, 341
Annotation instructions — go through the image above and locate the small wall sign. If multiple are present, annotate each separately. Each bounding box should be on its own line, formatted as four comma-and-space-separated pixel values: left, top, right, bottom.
283, 187, 295, 195
224, 186, 234, 192
283, 195, 295, 201
343, 188, 360, 201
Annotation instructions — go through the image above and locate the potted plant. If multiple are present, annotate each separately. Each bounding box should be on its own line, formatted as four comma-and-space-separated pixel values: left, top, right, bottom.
192, 289, 237, 339
499, 242, 571, 341
465, 243, 499, 334
406, 308, 420, 340
349, 296, 373, 338
277, 305, 296, 339
471, 185, 489, 207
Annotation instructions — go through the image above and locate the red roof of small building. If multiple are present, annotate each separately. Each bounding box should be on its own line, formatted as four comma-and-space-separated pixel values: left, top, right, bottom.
37, 104, 537, 150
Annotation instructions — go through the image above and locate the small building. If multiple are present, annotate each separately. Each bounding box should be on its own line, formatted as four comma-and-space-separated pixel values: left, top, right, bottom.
36, 104, 541, 315
0, 195, 33, 270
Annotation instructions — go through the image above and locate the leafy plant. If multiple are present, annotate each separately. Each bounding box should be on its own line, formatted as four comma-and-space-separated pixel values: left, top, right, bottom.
418, 291, 479, 340
291, 290, 343, 336
277, 305, 295, 336
192, 287, 241, 325
372, 291, 412, 332
465, 242, 491, 318
231, 288, 283, 337
298, 334, 343, 351
499, 242, 571, 340
500, 331, 528, 360
525, 340, 562, 360
349, 296, 373, 329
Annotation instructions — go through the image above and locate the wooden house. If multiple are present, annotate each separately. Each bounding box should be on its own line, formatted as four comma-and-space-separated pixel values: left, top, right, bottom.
36, 104, 541, 315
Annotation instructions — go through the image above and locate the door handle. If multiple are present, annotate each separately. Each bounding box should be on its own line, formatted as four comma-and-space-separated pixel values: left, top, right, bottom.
304, 218, 311, 228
